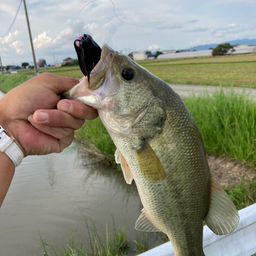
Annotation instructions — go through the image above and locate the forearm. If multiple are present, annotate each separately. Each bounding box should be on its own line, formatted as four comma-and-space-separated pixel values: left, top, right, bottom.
0, 152, 15, 207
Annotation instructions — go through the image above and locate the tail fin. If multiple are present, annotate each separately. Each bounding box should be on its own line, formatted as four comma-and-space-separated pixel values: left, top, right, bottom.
205, 178, 239, 235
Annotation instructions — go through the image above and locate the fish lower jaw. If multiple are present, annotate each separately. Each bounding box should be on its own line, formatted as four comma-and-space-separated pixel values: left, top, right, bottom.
74, 95, 102, 109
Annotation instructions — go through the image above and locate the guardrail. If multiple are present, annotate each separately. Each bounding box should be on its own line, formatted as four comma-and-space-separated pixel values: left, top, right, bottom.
138, 203, 256, 256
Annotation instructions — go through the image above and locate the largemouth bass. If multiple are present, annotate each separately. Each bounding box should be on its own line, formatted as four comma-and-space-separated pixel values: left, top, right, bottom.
64, 42, 239, 256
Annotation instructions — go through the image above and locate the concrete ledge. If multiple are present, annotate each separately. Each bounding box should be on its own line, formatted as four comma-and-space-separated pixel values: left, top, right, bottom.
138, 203, 256, 256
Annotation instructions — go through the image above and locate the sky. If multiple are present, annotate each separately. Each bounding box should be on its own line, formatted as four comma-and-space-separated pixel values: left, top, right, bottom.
0, 0, 256, 66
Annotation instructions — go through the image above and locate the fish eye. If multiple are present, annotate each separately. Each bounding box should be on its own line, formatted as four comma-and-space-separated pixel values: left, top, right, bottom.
122, 68, 135, 81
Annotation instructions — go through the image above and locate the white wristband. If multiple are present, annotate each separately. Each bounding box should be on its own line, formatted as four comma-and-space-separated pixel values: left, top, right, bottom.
0, 125, 24, 167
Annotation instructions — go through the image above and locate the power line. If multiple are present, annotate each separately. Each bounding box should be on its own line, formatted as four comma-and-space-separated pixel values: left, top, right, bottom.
0, 0, 23, 38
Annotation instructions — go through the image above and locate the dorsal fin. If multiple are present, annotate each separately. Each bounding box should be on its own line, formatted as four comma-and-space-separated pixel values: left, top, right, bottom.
135, 209, 161, 232
204, 178, 239, 235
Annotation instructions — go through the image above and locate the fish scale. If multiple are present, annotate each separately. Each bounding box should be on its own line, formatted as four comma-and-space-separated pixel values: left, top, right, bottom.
64, 43, 239, 256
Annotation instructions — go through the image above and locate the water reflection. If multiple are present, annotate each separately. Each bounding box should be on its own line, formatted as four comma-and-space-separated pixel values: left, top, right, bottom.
0, 143, 144, 255
46, 155, 56, 187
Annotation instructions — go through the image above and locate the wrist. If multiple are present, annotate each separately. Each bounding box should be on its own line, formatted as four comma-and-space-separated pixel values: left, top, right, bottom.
0, 125, 24, 167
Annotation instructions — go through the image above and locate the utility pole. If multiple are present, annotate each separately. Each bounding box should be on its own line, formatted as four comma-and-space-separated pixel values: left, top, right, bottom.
23, 0, 38, 76
0, 55, 3, 74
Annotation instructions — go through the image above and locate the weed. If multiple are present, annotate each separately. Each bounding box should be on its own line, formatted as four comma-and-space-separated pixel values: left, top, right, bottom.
40, 219, 128, 256
134, 232, 149, 254
0, 74, 30, 92
184, 88, 256, 167
224, 181, 256, 210
75, 118, 117, 167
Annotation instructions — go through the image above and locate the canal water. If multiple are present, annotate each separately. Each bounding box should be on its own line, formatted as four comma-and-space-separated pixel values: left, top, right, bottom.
0, 145, 147, 255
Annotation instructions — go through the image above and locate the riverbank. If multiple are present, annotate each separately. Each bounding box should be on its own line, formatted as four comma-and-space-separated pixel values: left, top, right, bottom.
0, 74, 29, 93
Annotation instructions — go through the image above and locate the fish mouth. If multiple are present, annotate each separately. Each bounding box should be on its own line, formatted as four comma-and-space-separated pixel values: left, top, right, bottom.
62, 37, 116, 108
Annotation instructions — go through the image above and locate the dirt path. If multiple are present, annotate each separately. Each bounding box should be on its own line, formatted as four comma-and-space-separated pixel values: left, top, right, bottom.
207, 155, 256, 187
170, 84, 256, 99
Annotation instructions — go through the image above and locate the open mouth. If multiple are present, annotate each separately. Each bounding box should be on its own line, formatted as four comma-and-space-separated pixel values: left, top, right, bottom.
74, 34, 102, 81
61, 35, 116, 104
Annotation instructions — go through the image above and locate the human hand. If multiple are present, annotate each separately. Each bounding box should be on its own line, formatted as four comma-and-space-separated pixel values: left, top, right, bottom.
0, 73, 98, 157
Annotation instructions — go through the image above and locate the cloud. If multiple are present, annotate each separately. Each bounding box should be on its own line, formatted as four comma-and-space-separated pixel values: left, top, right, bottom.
9, 40, 25, 55
210, 24, 246, 37
187, 20, 198, 23
0, 31, 18, 45
156, 25, 182, 30
183, 26, 209, 33
52, 19, 85, 46
148, 44, 159, 51
33, 32, 53, 49
83, 20, 121, 45
221, 0, 254, 2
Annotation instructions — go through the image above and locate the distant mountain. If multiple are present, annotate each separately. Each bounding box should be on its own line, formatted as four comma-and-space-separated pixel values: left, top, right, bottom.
186, 38, 256, 51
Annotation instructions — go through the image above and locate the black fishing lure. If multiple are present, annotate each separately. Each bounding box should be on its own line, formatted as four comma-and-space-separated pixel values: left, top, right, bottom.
74, 34, 102, 82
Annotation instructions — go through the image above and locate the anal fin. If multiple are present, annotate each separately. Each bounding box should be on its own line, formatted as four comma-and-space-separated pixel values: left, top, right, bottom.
205, 178, 239, 235
135, 209, 161, 232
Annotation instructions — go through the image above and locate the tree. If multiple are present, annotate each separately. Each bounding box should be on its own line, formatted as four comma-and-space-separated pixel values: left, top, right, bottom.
155, 51, 163, 59
21, 62, 29, 68
61, 59, 79, 67
212, 43, 235, 56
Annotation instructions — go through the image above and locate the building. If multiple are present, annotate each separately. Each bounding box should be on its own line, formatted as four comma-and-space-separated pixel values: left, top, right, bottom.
133, 52, 147, 61
62, 57, 74, 65
157, 45, 256, 60
233, 45, 256, 54
158, 50, 212, 59
37, 59, 47, 68
162, 50, 176, 54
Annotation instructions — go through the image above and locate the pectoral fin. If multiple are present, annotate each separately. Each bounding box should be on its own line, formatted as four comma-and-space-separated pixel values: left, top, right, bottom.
205, 178, 239, 235
135, 209, 161, 232
115, 149, 133, 184
135, 141, 165, 183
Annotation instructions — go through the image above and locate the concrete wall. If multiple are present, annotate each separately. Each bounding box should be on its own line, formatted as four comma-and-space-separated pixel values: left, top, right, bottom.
138, 203, 256, 256
158, 46, 256, 60
133, 52, 147, 61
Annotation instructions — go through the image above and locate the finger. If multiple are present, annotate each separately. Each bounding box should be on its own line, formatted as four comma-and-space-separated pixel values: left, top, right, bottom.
36, 73, 80, 94
29, 123, 74, 153
57, 99, 98, 120
29, 122, 74, 141
28, 109, 85, 129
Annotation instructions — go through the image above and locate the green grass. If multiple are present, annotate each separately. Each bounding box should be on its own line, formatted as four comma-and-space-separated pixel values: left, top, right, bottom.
0, 74, 30, 93
40, 219, 128, 256
18, 66, 83, 78
138, 53, 256, 88
184, 88, 256, 167
75, 118, 117, 166
224, 181, 256, 210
